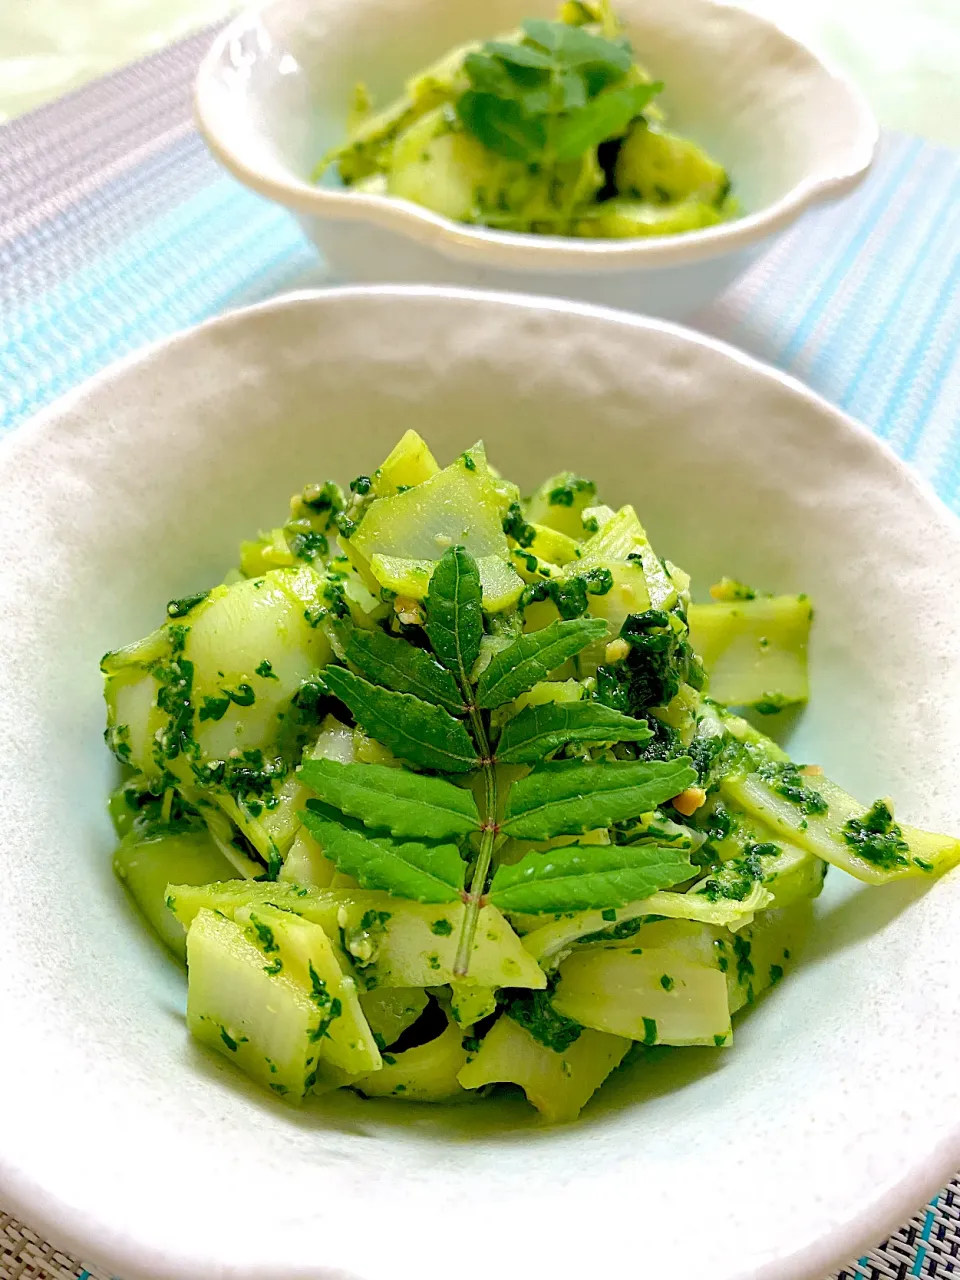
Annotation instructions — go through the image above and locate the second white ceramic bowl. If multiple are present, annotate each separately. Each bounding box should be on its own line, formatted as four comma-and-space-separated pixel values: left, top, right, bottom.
194, 0, 877, 319
1, 288, 960, 1280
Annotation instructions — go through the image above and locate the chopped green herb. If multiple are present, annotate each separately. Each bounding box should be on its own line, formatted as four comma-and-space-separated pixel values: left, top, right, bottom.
166, 592, 208, 619
842, 800, 910, 870
758, 762, 828, 816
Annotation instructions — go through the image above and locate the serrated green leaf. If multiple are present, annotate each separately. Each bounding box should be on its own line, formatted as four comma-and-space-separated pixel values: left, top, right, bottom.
552, 81, 663, 161
345, 626, 465, 715
299, 808, 465, 903
299, 758, 480, 840
324, 666, 479, 774
475, 618, 607, 709
502, 757, 696, 839
488, 843, 695, 914
495, 702, 652, 764
425, 545, 483, 683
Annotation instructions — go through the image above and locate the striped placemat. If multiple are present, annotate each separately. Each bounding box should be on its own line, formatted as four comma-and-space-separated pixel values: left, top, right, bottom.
1, 24, 960, 1280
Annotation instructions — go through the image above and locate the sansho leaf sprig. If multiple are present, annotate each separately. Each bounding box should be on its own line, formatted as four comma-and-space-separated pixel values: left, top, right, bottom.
298, 544, 697, 977
455, 18, 663, 166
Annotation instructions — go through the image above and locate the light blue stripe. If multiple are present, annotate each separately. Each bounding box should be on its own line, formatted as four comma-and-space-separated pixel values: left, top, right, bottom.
810, 158, 957, 391
778, 137, 925, 367
0, 177, 312, 430
736, 135, 918, 349
838, 167, 960, 414
909, 1200, 938, 1275
873, 225, 960, 456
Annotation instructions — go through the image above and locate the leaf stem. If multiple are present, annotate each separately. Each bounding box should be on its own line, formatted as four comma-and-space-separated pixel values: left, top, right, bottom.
454, 704, 498, 977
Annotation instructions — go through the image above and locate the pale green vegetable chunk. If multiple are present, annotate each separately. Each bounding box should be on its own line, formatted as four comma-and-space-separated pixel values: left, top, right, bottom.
450, 982, 498, 1026
614, 122, 729, 204
169, 882, 543, 992
523, 522, 581, 567
369, 552, 524, 612
511, 678, 583, 714
692, 797, 826, 910
596, 915, 724, 960
280, 827, 337, 889
578, 561, 651, 674
233, 903, 381, 1076
360, 988, 430, 1045
458, 1013, 630, 1123
354, 1019, 469, 1101
349, 450, 508, 565
525, 473, 598, 539
184, 568, 332, 761
573, 502, 675, 612
167, 880, 345, 936
337, 894, 546, 990
114, 824, 238, 961
518, 885, 767, 967
722, 770, 960, 885
688, 595, 812, 710
553, 948, 731, 1046
388, 109, 502, 222
575, 198, 724, 238
724, 902, 813, 1015
186, 908, 325, 1102
373, 429, 440, 497
216, 714, 356, 871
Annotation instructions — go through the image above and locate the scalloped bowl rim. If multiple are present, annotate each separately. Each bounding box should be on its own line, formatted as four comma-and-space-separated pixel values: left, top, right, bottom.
193, 0, 879, 272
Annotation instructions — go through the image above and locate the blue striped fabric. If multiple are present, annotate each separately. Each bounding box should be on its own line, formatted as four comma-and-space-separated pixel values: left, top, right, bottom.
2, 117, 960, 523
2, 27, 960, 1280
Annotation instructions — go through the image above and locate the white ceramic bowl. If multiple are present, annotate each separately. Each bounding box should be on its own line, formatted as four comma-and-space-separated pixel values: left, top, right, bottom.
2, 287, 959, 1280
194, 0, 877, 320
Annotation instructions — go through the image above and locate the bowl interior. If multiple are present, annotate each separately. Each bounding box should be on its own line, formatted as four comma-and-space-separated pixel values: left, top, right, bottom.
2, 289, 960, 1280
210, 0, 867, 217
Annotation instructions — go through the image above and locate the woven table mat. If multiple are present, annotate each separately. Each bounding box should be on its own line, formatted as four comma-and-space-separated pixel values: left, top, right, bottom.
2, 24, 960, 1280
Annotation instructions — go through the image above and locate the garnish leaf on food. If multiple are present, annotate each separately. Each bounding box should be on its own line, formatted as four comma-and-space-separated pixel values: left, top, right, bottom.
425, 545, 484, 686
552, 80, 663, 160
456, 93, 548, 162
456, 19, 657, 164
299, 758, 481, 840
488, 843, 695, 913
476, 617, 607, 708
344, 624, 466, 714
300, 806, 466, 903
324, 666, 479, 773
502, 757, 696, 838
494, 700, 651, 763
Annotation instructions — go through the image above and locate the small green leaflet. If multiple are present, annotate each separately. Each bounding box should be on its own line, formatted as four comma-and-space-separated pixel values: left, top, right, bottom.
521, 19, 633, 75
456, 92, 547, 162
457, 20, 641, 164
553, 81, 663, 161
495, 701, 652, 764
300, 808, 465, 904
344, 625, 465, 715
483, 40, 554, 70
425, 546, 483, 686
475, 617, 607, 708
299, 758, 480, 840
502, 757, 696, 839
324, 666, 479, 774
488, 844, 695, 914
